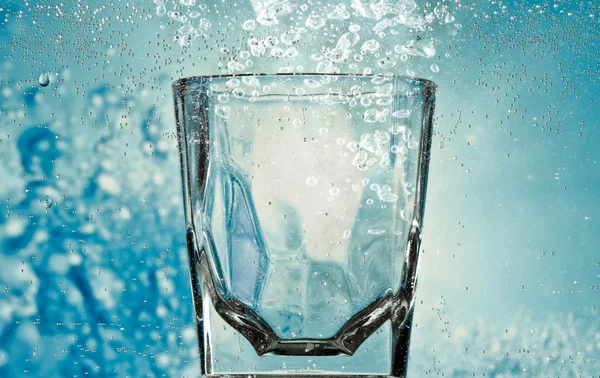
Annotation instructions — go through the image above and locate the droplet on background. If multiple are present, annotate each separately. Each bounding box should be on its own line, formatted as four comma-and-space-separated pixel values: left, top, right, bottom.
43, 196, 53, 210
38, 73, 50, 87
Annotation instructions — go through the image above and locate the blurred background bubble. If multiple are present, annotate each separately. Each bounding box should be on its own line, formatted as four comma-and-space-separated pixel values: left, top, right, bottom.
0, 0, 598, 376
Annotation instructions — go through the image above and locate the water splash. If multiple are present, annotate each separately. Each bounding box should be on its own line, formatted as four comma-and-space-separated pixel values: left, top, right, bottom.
155, 0, 462, 75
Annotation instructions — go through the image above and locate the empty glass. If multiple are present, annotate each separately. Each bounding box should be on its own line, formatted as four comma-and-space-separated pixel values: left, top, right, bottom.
173, 73, 435, 377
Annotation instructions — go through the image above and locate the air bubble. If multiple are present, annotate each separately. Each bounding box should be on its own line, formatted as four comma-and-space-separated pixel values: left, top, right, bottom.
43, 196, 53, 210
361, 39, 380, 52
306, 177, 318, 187
242, 19, 256, 31
215, 106, 231, 119
305, 14, 326, 29
392, 109, 411, 118
337, 32, 360, 49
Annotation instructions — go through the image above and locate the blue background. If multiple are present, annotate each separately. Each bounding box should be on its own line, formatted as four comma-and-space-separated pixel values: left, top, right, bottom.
0, 0, 598, 377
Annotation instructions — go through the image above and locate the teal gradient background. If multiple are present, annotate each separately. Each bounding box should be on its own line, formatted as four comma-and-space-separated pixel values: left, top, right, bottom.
0, 0, 597, 376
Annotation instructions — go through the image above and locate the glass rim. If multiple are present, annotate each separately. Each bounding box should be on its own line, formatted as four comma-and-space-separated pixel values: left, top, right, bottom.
173, 72, 437, 91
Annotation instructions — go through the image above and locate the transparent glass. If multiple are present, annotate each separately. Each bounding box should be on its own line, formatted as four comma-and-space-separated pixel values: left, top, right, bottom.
173, 73, 435, 378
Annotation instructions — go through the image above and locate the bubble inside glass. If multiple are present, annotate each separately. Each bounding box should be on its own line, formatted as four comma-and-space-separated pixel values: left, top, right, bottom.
173, 74, 435, 377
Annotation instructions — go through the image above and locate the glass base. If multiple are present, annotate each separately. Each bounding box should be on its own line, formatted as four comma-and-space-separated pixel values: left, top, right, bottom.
200, 290, 413, 377
185, 230, 415, 377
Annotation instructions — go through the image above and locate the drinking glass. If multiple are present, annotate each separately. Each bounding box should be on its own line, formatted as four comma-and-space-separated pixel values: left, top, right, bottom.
173, 73, 435, 378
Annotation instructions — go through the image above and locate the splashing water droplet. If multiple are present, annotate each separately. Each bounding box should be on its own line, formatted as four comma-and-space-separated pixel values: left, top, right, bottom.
38, 73, 50, 87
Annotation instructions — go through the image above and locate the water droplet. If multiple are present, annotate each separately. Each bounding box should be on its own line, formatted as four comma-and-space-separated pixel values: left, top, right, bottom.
43, 196, 53, 210
430, 63, 440, 73
38, 73, 50, 87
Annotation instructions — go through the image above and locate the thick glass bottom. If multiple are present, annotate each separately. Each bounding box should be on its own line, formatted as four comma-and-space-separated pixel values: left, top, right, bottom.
184, 228, 417, 377
200, 291, 413, 377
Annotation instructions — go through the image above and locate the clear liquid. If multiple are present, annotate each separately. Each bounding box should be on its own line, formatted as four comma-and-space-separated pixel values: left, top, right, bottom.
203, 97, 415, 341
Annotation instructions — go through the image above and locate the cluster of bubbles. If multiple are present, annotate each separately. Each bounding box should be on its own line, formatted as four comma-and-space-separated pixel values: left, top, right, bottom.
208, 73, 419, 207
155, 0, 462, 76
409, 305, 600, 377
